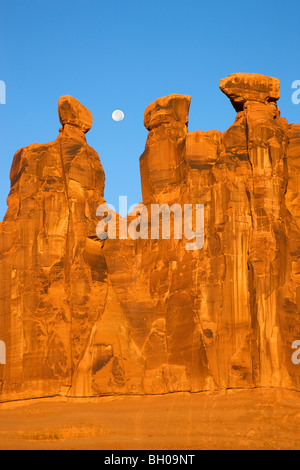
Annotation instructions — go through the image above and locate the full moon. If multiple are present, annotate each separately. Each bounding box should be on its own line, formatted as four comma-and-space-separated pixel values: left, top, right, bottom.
112, 110, 125, 122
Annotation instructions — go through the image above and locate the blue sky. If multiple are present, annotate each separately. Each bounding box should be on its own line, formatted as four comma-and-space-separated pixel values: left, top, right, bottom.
0, 0, 299, 219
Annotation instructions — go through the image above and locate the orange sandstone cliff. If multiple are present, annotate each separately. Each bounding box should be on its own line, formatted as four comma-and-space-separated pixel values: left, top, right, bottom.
1, 74, 300, 401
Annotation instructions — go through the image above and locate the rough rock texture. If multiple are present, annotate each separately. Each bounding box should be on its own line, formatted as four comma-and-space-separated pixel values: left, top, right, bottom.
58, 95, 93, 133
219, 73, 280, 111
0, 100, 105, 399
140, 94, 191, 201
1, 73, 300, 401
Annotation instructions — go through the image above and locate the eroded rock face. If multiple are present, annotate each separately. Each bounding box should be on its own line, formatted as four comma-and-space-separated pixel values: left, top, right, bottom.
219, 73, 280, 111
140, 94, 191, 202
1, 73, 300, 401
58, 95, 93, 133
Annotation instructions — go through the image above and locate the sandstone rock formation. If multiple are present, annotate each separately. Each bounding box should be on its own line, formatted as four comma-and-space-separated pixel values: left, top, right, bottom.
1, 73, 300, 401
0, 97, 106, 399
58, 95, 93, 133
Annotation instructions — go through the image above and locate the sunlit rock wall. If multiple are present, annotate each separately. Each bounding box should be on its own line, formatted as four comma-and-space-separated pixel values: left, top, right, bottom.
1, 75, 300, 401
